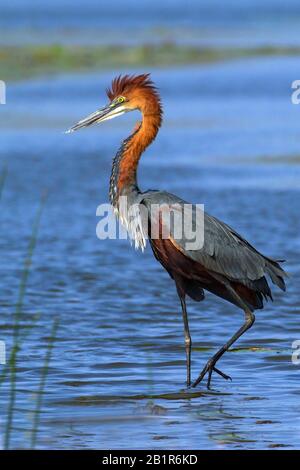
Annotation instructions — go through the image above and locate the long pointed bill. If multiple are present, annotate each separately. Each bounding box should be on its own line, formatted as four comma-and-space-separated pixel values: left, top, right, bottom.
65, 103, 127, 133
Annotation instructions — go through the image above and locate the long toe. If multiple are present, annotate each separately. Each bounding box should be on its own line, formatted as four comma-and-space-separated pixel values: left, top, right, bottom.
191, 362, 232, 388
191, 363, 210, 388
213, 366, 232, 381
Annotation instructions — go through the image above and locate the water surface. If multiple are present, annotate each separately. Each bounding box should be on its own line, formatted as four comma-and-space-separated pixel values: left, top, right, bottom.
2, 0, 300, 47
0, 57, 300, 449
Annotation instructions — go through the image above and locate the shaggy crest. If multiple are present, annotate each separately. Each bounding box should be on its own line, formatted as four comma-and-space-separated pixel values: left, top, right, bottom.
106, 73, 160, 102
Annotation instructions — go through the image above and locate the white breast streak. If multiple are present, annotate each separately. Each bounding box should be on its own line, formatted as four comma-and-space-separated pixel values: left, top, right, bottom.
116, 200, 147, 251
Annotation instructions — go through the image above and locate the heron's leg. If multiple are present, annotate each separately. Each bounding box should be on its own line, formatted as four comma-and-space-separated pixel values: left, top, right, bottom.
178, 294, 192, 387
192, 285, 255, 389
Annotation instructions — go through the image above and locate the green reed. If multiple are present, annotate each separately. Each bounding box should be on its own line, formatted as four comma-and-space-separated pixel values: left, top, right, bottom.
30, 317, 59, 449
1, 186, 59, 449
4, 196, 45, 448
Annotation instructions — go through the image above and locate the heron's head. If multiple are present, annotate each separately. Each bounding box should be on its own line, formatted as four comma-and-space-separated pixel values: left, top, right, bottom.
66, 73, 162, 133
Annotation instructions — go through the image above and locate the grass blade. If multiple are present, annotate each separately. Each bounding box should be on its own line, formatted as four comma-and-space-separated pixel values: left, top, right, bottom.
30, 317, 59, 449
4, 195, 46, 449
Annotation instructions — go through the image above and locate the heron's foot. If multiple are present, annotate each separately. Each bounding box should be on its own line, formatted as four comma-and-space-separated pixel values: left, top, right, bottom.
191, 359, 232, 389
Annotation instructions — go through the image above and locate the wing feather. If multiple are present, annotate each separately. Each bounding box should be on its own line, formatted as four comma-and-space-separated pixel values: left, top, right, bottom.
141, 190, 287, 290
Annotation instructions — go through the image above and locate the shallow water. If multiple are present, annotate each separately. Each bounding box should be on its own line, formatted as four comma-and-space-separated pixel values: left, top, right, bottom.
0, 57, 300, 449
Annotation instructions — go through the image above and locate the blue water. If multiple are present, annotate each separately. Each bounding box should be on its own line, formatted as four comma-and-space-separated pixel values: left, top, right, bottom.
1, 54, 300, 448
1, 0, 300, 450
2, 0, 300, 46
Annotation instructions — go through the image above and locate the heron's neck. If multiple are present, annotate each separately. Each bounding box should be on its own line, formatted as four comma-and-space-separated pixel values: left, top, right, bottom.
109, 112, 161, 208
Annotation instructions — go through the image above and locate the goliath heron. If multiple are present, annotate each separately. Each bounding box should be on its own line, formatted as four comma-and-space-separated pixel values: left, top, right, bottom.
66, 74, 287, 388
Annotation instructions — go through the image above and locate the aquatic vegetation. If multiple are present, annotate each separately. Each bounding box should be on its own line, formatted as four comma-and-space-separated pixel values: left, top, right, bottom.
0, 183, 59, 449
1, 43, 300, 81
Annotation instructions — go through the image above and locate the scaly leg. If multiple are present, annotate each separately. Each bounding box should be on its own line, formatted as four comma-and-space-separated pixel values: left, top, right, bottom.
192, 284, 255, 389
178, 294, 192, 387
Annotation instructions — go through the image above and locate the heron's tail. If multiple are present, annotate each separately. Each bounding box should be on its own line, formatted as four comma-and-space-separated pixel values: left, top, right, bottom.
265, 258, 288, 291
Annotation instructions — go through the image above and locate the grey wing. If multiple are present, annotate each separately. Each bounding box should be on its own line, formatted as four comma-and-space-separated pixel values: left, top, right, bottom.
141, 190, 287, 292
191, 211, 286, 291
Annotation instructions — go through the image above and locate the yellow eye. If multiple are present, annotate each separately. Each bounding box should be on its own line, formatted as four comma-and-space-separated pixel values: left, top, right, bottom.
117, 96, 125, 104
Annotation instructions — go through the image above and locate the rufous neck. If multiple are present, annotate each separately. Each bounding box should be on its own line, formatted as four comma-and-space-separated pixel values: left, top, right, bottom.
109, 111, 162, 207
